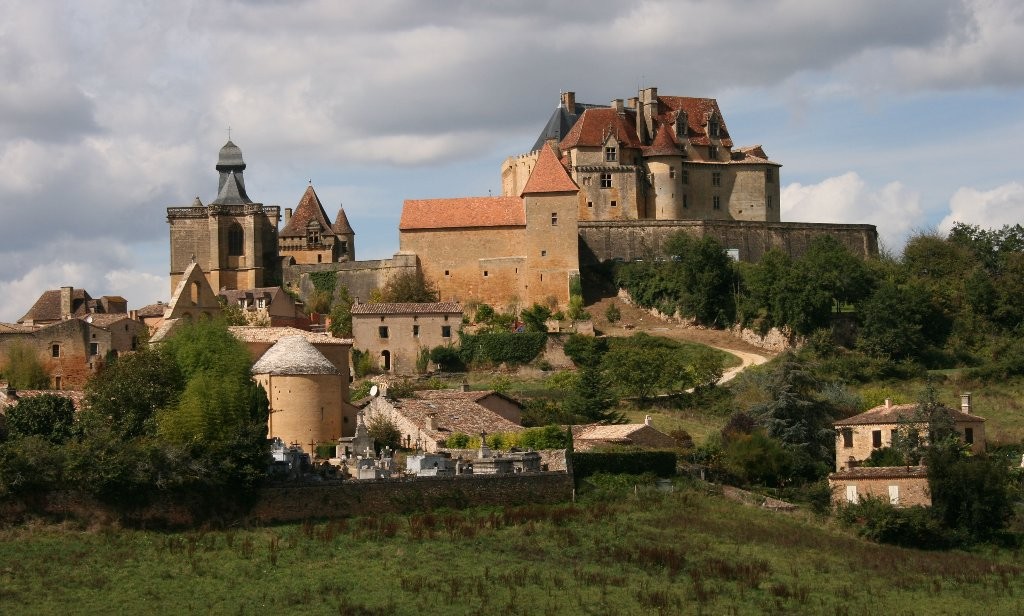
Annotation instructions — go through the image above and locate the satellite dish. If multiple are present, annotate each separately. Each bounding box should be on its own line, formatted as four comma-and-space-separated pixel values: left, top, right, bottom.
369, 385, 379, 397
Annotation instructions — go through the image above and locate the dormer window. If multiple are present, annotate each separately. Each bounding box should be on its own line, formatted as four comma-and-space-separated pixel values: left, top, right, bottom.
605, 146, 617, 162
306, 222, 321, 247
675, 112, 687, 139
709, 119, 720, 138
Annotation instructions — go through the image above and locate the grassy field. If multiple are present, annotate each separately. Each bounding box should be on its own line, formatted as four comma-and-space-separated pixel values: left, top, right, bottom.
2, 478, 1022, 615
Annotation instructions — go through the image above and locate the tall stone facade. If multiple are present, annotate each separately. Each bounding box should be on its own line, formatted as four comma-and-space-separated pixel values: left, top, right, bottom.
167, 141, 281, 294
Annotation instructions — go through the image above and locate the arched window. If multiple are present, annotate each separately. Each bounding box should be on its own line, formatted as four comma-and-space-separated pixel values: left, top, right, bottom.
228, 223, 244, 256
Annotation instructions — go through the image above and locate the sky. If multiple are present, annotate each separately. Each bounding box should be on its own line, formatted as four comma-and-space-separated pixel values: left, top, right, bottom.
2, 0, 1024, 322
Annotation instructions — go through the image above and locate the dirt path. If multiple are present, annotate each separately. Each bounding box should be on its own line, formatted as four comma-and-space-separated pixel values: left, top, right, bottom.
587, 295, 772, 384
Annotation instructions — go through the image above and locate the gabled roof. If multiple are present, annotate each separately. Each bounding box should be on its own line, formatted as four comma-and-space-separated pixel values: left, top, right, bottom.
18, 288, 93, 324
559, 107, 642, 150
834, 403, 984, 427
135, 303, 167, 318
379, 396, 524, 444
79, 314, 136, 328
281, 185, 335, 237
530, 100, 604, 152
251, 335, 340, 376
350, 302, 463, 316
0, 322, 35, 334
572, 423, 673, 443
164, 261, 221, 319
219, 287, 290, 304
400, 197, 525, 231
520, 144, 579, 195
829, 466, 929, 480
333, 206, 354, 235
642, 123, 683, 157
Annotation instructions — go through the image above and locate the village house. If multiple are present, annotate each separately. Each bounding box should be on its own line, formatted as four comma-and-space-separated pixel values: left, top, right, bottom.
828, 394, 986, 508
350, 301, 463, 374
364, 391, 525, 453
571, 416, 677, 451
218, 286, 307, 328
1, 287, 147, 390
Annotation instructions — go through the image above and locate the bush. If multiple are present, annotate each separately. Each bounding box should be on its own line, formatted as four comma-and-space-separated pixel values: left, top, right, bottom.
572, 451, 677, 483
459, 332, 547, 365
445, 433, 471, 448
415, 348, 431, 374
5, 394, 77, 444
837, 497, 953, 549
352, 349, 378, 377
429, 345, 464, 372
519, 425, 572, 450
605, 303, 621, 323
367, 414, 401, 451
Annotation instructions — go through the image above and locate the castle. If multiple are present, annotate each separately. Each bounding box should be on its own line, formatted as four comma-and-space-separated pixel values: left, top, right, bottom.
167, 86, 878, 310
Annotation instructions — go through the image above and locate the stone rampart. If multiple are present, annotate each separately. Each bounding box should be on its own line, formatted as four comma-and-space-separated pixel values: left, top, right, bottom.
578, 220, 878, 263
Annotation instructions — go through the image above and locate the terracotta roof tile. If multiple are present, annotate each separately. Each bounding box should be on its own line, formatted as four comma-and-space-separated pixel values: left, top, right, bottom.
520, 143, 579, 195
400, 197, 525, 231
280, 185, 335, 237
834, 403, 984, 427
559, 107, 642, 150
228, 326, 352, 345
829, 466, 929, 480
333, 206, 354, 235
18, 288, 92, 323
386, 397, 524, 444
657, 96, 734, 147
0, 322, 35, 334
78, 314, 134, 328
135, 303, 167, 318
642, 123, 683, 157
351, 302, 463, 315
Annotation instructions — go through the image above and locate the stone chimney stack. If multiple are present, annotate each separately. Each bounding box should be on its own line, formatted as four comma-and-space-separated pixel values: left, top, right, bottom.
60, 286, 73, 320
425, 413, 436, 432
645, 415, 652, 426
612, 99, 624, 115
961, 392, 972, 415
640, 86, 658, 145
561, 91, 575, 111
885, 399, 892, 409
284, 208, 292, 226
626, 96, 638, 109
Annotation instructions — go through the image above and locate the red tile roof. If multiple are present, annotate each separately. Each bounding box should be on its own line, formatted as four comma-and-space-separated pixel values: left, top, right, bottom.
333, 206, 354, 235
657, 96, 734, 147
280, 185, 335, 237
400, 197, 525, 231
350, 302, 463, 315
520, 144, 579, 195
18, 288, 92, 323
559, 107, 642, 150
642, 123, 683, 157
834, 403, 984, 426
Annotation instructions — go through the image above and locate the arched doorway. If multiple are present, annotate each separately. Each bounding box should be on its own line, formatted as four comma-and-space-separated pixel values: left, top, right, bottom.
381, 350, 391, 372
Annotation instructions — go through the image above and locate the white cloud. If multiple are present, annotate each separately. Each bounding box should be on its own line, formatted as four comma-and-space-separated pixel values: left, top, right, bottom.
781, 172, 924, 250
939, 182, 1024, 232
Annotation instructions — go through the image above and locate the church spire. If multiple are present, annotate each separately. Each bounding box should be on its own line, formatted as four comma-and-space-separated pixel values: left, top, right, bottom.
215, 140, 251, 202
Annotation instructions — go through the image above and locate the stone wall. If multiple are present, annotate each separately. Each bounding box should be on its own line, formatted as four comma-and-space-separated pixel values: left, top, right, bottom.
282, 252, 418, 306
578, 219, 878, 263
0, 473, 573, 527
829, 475, 932, 508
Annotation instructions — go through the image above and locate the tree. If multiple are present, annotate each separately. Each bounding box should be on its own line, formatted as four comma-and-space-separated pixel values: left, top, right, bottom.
1, 342, 49, 390
367, 414, 402, 451
520, 303, 551, 333
82, 346, 184, 441
601, 334, 693, 401
857, 281, 950, 361
5, 394, 77, 444
563, 333, 608, 368
381, 270, 439, 303
327, 285, 354, 338
563, 365, 622, 424
218, 297, 250, 326
663, 233, 737, 326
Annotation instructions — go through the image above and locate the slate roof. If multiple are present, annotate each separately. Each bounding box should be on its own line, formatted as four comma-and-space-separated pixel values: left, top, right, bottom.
19, 288, 93, 323
251, 336, 340, 375
219, 287, 287, 305
385, 397, 524, 443
834, 403, 984, 427
829, 466, 929, 480
211, 171, 252, 205
413, 389, 506, 404
79, 314, 134, 328
399, 197, 525, 231
135, 303, 167, 318
530, 99, 603, 152
520, 143, 579, 195
350, 302, 463, 315
281, 185, 335, 237
228, 326, 352, 345
216, 140, 245, 170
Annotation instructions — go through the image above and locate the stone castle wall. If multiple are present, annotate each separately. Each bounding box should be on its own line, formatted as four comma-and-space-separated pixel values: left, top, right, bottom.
578, 219, 878, 263
282, 253, 418, 306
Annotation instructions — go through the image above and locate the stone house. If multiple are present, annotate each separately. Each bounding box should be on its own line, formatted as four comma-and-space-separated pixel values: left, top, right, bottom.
350, 301, 463, 374
364, 393, 524, 453
411, 388, 523, 425
571, 416, 677, 451
399, 143, 581, 309
828, 395, 985, 508
218, 286, 307, 328
252, 336, 345, 455
2, 289, 146, 390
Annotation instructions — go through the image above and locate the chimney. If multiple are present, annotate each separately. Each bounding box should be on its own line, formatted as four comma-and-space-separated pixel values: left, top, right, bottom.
60, 286, 73, 320
639, 87, 658, 144
961, 392, 972, 415
612, 99, 624, 114
885, 399, 892, 409
425, 413, 436, 432
284, 208, 292, 226
644, 415, 652, 426
560, 91, 575, 111
626, 97, 638, 109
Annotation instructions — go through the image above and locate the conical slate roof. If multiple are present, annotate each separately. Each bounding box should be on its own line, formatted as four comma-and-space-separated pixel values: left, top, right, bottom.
251, 335, 340, 376
211, 170, 252, 205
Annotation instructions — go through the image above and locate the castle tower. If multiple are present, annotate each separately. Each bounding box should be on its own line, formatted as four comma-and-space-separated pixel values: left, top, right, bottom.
279, 185, 352, 264
644, 124, 686, 220
333, 205, 356, 262
167, 140, 281, 294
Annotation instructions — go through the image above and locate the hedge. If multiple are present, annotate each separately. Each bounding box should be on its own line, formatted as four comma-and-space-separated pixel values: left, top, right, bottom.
459, 332, 546, 365
572, 451, 677, 483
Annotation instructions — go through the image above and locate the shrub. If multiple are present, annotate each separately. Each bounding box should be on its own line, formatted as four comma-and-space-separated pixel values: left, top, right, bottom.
572, 451, 677, 483
519, 425, 572, 450
367, 414, 401, 451
415, 348, 430, 374
459, 332, 546, 365
837, 497, 953, 549
429, 346, 464, 372
445, 433, 471, 448
351, 349, 378, 377
5, 394, 77, 444
605, 303, 621, 323
474, 303, 495, 324
566, 296, 589, 321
